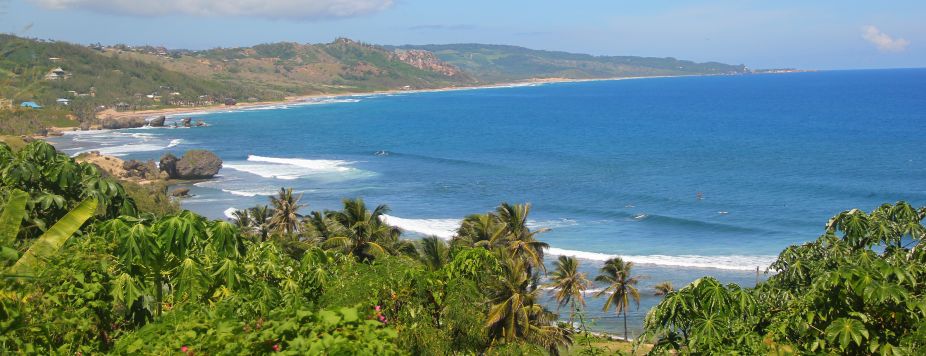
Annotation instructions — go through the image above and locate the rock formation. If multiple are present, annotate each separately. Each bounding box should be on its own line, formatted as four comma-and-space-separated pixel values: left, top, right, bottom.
170, 187, 191, 197
159, 153, 180, 178
160, 150, 222, 179
392, 49, 464, 77
148, 115, 166, 127
101, 116, 147, 129
123, 159, 159, 180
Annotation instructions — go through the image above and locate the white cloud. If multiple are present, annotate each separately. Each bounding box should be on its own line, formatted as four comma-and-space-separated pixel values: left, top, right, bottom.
862, 25, 909, 52
31, 0, 394, 20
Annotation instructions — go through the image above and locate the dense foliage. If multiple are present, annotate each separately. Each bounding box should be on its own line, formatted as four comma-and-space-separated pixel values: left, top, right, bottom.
0, 142, 586, 354
640, 202, 926, 354
4, 141, 923, 355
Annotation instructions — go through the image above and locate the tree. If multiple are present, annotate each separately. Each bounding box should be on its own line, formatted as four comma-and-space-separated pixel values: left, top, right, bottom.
595, 257, 640, 341
485, 258, 571, 354
545, 255, 590, 326
323, 198, 407, 261
418, 236, 450, 271
249, 205, 275, 241
269, 187, 304, 236
654, 281, 673, 296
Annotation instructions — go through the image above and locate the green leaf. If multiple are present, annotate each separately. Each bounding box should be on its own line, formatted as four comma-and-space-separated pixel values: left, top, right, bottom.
825, 318, 869, 350
8, 197, 97, 275
0, 189, 29, 246
340, 307, 358, 323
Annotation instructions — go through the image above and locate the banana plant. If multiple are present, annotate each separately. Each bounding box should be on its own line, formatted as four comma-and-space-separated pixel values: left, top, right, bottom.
1, 188, 97, 276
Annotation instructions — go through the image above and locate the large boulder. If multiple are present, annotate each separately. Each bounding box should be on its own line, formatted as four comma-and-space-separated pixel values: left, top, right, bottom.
123, 159, 158, 179
160, 150, 222, 179
100, 116, 147, 129
159, 153, 179, 178
148, 115, 166, 127
170, 187, 191, 197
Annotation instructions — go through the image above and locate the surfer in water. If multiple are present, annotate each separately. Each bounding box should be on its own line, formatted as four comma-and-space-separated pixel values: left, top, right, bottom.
696, 192, 704, 200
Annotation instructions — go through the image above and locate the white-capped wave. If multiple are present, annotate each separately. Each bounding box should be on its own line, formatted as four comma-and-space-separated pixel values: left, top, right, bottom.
222, 155, 373, 181
224, 207, 240, 219
166, 139, 182, 148
221, 188, 279, 197
379, 215, 461, 239
92, 143, 171, 156
545, 247, 775, 271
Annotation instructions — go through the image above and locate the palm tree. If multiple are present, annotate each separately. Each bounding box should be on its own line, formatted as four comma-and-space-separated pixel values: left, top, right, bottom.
454, 213, 506, 249
270, 188, 304, 236
545, 255, 591, 326
230, 209, 252, 231
486, 259, 571, 353
249, 205, 275, 241
496, 203, 550, 274
324, 198, 403, 261
418, 236, 450, 270
596, 257, 641, 340
654, 281, 674, 296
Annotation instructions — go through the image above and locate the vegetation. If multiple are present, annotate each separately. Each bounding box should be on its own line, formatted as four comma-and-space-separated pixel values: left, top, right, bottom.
596, 257, 642, 341
639, 201, 926, 354
394, 44, 748, 82
4, 141, 922, 354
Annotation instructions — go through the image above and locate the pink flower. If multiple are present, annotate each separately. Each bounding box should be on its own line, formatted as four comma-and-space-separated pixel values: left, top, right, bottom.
181, 346, 189, 353
272, 344, 280, 352
374, 305, 381, 312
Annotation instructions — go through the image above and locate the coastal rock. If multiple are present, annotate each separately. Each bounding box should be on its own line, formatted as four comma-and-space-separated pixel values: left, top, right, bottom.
170, 187, 191, 197
148, 115, 166, 127
123, 159, 158, 179
101, 116, 147, 129
161, 150, 222, 179
181, 117, 192, 127
175, 150, 222, 179
159, 153, 180, 178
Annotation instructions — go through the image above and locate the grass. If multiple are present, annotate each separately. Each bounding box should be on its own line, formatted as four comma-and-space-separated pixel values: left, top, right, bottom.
0, 134, 27, 151
564, 334, 651, 355
0, 108, 77, 135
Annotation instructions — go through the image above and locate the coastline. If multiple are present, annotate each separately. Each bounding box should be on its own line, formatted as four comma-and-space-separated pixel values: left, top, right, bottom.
87, 74, 708, 125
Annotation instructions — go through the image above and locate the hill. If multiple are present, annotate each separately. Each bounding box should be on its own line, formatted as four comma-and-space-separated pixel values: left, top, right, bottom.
393, 43, 748, 82
0, 34, 259, 111
109, 38, 476, 97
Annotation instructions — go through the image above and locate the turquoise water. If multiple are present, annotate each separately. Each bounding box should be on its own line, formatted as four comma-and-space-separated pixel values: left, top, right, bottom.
50, 69, 926, 335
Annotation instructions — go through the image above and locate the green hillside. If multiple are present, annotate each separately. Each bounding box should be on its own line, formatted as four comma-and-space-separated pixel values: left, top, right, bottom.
394, 43, 748, 82
0, 34, 265, 109
121, 38, 475, 96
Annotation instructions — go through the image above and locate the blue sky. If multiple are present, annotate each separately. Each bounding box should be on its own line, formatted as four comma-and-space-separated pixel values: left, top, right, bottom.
1, 0, 923, 69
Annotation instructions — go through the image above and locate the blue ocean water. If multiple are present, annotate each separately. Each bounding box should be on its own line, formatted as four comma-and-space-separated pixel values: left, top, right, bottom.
50, 69, 926, 335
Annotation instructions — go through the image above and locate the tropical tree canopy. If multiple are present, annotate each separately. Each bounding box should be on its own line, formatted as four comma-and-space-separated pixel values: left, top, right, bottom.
639, 202, 926, 355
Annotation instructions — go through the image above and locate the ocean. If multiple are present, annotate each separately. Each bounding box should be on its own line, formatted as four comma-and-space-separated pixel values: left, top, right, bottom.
49, 69, 926, 336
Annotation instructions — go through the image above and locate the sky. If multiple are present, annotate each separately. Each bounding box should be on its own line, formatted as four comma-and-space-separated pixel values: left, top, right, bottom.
1, 0, 923, 70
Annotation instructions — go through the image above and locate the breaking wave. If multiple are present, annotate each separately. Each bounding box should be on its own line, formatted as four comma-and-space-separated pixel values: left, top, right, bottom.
222, 155, 374, 181
545, 247, 776, 271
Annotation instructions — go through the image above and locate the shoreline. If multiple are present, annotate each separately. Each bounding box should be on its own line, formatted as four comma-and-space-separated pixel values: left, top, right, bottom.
87, 74, 712, 124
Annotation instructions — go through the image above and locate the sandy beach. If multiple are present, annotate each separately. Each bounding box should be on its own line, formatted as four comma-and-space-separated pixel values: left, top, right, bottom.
90, 75, 691, 125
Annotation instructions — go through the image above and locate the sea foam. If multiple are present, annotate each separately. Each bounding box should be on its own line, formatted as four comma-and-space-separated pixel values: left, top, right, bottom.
379, 214, 775, 271
223, 207, 239, 219
379, 215, 461, 239
222, 155, 371, 181
545, 247, 776, 271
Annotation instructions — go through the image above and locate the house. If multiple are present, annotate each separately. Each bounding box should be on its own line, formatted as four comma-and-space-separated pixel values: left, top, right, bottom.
48, 57, 63, 62
21, 101, 43, 109
56, 98, 70, 106
44, 67, 70, 80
